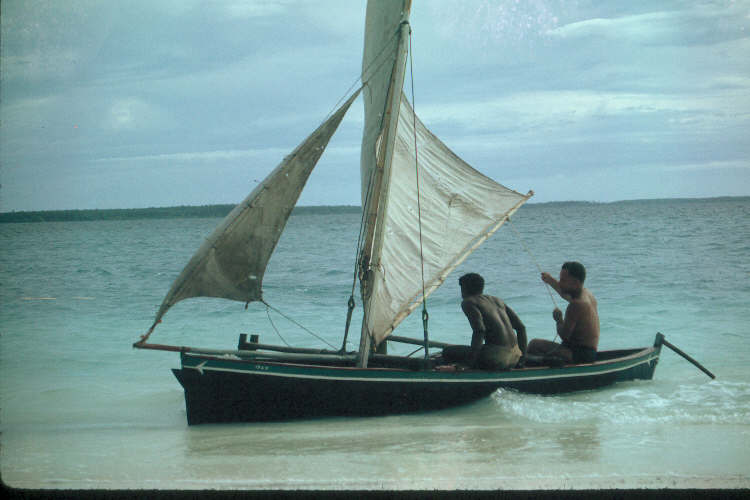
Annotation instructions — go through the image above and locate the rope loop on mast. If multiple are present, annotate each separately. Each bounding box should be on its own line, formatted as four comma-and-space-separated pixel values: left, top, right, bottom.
421, 308, 430, 359
340, 295, 356, 353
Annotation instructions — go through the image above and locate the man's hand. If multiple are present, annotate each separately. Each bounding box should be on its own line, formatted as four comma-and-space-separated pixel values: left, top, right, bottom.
552, 308, 563, 323
541, 272, 555, 285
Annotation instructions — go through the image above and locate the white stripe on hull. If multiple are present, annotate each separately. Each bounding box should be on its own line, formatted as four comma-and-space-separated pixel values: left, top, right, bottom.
182, 353, 659, 384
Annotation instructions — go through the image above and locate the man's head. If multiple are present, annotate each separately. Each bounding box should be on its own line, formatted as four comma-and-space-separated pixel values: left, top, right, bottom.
560, 261, 586, 296
459, 273, 484, 298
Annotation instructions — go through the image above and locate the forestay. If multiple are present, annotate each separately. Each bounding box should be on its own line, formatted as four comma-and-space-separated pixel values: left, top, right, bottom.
147, 90, 360, 331
365, 95, 533, 346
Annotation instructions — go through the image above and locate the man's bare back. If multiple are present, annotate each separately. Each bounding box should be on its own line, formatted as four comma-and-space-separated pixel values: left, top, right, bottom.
444, 273, 527, 370
461, 295, 522, 350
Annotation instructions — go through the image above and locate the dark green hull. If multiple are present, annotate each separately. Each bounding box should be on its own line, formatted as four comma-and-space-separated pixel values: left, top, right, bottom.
172, 334, 664, 424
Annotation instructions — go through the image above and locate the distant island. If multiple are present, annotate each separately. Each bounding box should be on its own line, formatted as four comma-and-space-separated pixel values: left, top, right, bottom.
0, 205, 362, 223
1, 196, 746, 223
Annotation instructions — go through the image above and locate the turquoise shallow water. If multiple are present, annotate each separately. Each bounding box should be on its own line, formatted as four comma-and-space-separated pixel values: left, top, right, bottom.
1, 198, 749, 489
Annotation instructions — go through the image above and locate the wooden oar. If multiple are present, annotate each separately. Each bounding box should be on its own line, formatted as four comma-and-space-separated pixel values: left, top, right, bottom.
661, 337, 716, 379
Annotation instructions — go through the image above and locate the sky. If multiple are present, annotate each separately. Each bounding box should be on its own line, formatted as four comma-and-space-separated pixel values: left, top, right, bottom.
1, 0, 749, 211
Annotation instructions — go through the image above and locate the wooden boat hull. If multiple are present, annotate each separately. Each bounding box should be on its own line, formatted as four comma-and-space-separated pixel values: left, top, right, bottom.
172, 334, 663, 424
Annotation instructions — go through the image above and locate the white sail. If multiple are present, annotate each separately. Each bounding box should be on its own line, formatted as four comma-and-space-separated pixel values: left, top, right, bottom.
357, 0, 413, 363
365, 95, 533, 346
360, 0, 412, 205
149, 90, 360, 328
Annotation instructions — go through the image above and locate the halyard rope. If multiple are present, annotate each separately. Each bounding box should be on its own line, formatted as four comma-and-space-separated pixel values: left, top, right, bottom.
408, 26, 431, 359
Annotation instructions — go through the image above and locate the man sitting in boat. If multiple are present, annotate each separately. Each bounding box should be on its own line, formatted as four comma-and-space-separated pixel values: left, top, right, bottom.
442, 273, 527, 370
527, 261, 600, 364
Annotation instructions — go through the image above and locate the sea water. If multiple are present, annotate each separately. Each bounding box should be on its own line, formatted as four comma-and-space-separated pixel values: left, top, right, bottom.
1, 198, 749, 490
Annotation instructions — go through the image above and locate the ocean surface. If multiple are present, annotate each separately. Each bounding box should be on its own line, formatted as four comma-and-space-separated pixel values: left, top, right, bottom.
1, 197, 749, 490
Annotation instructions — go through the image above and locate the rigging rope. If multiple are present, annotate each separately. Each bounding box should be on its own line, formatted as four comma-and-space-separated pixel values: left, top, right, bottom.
338, 24, 405, 351
408, 26, 430, 360
341, 21, 412, 353
262, 300, 336, 349
324, 26, 402, 121
407, 345, 424, 357
264, 302, 290, 347
341, 154, 377, 351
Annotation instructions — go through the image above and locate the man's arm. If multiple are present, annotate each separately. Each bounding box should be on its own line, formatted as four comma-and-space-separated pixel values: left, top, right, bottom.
541, 272, 573, 302
505, 305, 527, 356
461, 300, 485, 365
555, 303, 580, 341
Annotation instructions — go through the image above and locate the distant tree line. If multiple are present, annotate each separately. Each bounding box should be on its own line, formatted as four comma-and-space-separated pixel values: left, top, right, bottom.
3, 197, 742, 223
0, 204, 362, 223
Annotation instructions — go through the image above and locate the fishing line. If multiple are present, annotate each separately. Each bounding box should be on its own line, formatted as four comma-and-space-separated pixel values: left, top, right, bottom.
506, 218, 563, 346
506, 218, 558, 310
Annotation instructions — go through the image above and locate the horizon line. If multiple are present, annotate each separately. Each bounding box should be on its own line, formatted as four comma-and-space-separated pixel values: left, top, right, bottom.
2, 194, 749, 215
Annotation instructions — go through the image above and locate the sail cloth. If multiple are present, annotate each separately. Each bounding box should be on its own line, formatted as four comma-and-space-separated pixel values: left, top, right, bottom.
149, 90, 361, 328
360, 0, 412, 205
366, 95, 533, 346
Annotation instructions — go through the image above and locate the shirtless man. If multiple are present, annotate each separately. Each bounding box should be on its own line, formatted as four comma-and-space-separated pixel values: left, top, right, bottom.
443, 273, 527, 370
527, 261, 600, 364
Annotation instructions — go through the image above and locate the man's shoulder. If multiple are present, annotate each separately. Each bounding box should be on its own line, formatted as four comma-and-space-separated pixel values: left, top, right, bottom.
489, 295, 505, 307
582, 288, 598, 306
461, 297, 477, 310
569, 292, 596, 311
462, 294, 502, 307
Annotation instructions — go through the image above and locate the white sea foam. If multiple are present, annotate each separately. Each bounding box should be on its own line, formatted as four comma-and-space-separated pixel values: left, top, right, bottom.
493, 379, 750, 426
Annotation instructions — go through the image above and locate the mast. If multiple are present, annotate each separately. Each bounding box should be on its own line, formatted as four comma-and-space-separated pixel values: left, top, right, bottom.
357, 9, 411, 368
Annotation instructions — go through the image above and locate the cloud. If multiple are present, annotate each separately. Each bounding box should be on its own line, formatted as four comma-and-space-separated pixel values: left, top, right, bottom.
92, 148, 288, 163
107, 98, 170, 131
653, 159, 750, 172
417, 89, 746, 140
222, 0, 293, 19
546, 4, 750, 46
428, 0, 567, 46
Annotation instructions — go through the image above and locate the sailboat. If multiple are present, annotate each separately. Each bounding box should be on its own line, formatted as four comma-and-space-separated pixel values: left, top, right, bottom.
134, 0, 668, 424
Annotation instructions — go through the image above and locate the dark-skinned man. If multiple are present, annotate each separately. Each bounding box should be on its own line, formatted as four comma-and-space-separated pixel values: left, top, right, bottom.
527, 261, 600, 364
443, 273, 527, 370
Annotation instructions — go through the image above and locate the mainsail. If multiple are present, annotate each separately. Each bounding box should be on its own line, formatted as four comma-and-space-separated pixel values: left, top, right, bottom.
145, 90, 360, 333
357, 0, 413, 362
357, 0, 532, 352
365, 96, 532, 345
